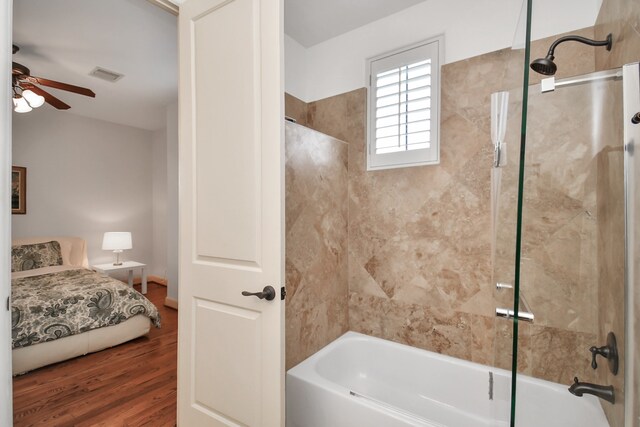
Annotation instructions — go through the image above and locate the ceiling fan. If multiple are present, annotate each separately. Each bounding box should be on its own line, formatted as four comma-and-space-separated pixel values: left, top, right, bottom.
11, 44, 95, 113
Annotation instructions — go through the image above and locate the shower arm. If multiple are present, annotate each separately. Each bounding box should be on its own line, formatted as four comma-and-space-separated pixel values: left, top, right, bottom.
544, 34, 613, 59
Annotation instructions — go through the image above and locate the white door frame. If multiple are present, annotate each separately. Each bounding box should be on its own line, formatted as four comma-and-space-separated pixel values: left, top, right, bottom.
0, 1, 13, 425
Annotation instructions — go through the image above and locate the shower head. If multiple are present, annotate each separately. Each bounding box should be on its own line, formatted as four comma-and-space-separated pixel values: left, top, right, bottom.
530, 33, 613, 76
530, 55, 557, 76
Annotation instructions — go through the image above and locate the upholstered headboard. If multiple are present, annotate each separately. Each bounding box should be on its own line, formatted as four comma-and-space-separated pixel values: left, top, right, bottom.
11, 237, 89, 268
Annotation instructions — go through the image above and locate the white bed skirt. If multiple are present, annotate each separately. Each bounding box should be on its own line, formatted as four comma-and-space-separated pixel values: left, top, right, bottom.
12, 314, 151, 375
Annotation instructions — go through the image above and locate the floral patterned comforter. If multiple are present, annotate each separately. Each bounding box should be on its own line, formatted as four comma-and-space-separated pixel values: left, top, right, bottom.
11, 268, 161, 349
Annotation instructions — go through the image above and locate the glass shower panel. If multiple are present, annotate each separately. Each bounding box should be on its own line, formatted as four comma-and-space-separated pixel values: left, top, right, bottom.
491, 86, 527, 325
516, 70, 625, 425
489, 1, 531, 425
490, 83, 526, 426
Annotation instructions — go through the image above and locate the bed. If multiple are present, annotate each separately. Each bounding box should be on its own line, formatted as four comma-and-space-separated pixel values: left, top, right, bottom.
11, 236, 161, 375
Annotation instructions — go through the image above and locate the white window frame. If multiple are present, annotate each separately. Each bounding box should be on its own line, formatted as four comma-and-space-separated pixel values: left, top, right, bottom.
366, 35, 444, 171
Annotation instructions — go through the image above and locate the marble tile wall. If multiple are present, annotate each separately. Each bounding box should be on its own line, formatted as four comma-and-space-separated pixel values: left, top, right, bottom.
317, 81, 499, 365
594, 0, 640, 71
595, 0, 640, 425
284, 94, 308, 126
595, 127, 625, 425
290, 29, 601, 381
594, 1, 640, 423
284, 26, 627, 398
284, 122, 349, 370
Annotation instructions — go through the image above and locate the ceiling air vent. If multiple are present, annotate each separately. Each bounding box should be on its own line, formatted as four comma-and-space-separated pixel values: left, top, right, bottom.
89, 67, 124, 83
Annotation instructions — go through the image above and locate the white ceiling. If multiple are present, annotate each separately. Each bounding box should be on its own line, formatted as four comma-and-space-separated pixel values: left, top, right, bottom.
284, 0, 428, 47
13, 0, 177, 131
12, 0, 425, 130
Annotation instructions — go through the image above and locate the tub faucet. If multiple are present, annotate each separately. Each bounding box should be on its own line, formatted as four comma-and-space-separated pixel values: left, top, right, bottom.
568, 377, 615, 404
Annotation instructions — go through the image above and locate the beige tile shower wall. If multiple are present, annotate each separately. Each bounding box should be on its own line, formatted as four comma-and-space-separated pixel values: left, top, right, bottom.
595, 0, 640, 425
284, 29, 604, 383
317, 83, 499, 365
595, 129, 625, 426
594, 1, 640, 424
285, 122, 349, 370
285, 93, 308, 126
594, 0, 640, 71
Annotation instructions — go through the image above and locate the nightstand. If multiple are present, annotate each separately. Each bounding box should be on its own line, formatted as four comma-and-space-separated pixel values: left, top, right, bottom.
92, 261, 148, 294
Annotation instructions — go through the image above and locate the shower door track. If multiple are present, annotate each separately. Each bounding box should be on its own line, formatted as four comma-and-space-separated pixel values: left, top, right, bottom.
540, 68, 622, 93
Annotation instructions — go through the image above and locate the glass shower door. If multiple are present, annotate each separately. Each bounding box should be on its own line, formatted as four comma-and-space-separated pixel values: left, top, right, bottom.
492, 2, 639, 425
488, 2, 531, 425
513, 69, 626, 425
489, 82, 527, 426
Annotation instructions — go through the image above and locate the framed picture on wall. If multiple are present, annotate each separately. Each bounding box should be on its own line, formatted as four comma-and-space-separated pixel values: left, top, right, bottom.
12, 166, 26, 215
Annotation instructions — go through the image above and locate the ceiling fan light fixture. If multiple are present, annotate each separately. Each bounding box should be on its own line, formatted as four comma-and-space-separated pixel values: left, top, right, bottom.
13, 96, 32, 113
22, 89, 45, 108
11, 45, 95, 111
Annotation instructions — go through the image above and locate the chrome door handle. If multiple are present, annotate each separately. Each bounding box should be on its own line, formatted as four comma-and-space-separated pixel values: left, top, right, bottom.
242, 286, 276, 301
496, 307, 534, 323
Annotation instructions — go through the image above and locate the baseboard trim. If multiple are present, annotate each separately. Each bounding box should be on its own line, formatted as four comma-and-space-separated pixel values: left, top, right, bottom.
131, 276, 167, 286
149, 275, 167, 286
164, 297, 178, 310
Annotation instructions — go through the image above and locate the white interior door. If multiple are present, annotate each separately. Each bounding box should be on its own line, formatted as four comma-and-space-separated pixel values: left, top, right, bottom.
1, 1, 13, 426
177, 0, 284, 426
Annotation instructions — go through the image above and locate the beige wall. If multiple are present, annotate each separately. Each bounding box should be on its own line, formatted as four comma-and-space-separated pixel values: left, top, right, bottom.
12, 109, 155, 269
284, 91, 308, 127
285, 122, 349, 369
165, 103, 179, 302
152, 128, 168, 278
594, 0, 640, 71
595, 123, 625, 425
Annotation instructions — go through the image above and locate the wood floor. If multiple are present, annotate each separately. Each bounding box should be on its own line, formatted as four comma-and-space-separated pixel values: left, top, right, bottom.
12, 283, 177, 427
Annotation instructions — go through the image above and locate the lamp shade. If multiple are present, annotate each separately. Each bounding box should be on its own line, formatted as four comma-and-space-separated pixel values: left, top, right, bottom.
13, 96, 32, 113
22, 89, 45, 108
102, 232, 132, 251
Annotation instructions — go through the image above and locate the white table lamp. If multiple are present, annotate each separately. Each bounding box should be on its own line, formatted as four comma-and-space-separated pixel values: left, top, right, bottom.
102, 232, 132, 266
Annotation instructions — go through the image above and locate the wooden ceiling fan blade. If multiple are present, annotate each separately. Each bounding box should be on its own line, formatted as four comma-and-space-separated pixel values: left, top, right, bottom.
24, 76, 95, 98
21, 83, 71, 110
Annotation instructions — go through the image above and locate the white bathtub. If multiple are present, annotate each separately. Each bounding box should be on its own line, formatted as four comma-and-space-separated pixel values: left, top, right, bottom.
286, 332, 610, 427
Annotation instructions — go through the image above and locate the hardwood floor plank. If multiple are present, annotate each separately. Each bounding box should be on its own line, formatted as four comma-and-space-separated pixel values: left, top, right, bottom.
13, 283, 177, 426
134, 393, 177, 427
80, 379, 177, 426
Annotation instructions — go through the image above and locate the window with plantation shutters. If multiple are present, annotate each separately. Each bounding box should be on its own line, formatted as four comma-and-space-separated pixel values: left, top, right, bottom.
367, 37, 442, 170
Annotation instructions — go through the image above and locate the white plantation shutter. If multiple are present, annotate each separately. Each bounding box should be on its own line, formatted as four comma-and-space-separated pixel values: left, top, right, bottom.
368, 37, 442, 170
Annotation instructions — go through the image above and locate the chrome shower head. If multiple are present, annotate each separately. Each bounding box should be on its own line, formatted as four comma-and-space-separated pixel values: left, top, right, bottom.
530, 33, 612, 76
